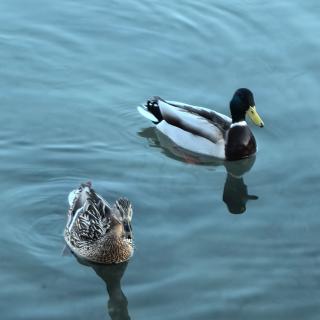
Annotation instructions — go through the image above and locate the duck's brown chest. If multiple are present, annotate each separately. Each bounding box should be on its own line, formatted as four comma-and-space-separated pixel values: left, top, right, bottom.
225, 126, 257, 161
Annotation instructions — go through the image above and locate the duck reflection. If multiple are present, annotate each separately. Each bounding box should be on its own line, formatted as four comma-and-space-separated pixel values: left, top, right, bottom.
223, 157, 258, 214
76, 256, 131, 320
138, 127, 258, 214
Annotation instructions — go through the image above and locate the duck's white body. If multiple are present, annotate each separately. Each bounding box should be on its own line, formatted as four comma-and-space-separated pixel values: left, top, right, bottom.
138, 99, 232, 159
156, 120, 226, 158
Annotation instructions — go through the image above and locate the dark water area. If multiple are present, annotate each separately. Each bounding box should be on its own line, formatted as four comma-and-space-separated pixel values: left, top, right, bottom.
0, 1, 319, 319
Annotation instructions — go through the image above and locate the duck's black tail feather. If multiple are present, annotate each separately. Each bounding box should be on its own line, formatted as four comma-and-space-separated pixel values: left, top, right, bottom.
146, 96, 164, 122
137, 96, 166, 123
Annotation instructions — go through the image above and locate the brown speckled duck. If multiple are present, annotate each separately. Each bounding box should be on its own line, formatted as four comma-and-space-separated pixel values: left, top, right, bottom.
64, 182, 134, 264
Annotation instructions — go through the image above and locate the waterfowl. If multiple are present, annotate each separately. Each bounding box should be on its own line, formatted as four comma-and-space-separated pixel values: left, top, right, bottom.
64, 182, 134, 264
137, 88, 264, 160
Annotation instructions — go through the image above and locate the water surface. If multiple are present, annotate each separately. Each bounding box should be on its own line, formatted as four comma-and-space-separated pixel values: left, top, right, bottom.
0, 1, 319, 319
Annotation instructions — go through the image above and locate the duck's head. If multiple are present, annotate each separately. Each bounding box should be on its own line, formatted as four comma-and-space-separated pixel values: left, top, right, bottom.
230, 88, 264, 127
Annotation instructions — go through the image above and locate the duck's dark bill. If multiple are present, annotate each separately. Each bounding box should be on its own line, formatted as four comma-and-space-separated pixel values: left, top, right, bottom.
246, 106, 264, 127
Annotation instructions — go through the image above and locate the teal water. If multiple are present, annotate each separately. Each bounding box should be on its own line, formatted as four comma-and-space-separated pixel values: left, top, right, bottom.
1, 1, 320, 319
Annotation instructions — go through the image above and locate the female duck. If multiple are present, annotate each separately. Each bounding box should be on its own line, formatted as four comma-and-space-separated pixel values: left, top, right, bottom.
64, 182, 134, 264
137, 88, 264, 161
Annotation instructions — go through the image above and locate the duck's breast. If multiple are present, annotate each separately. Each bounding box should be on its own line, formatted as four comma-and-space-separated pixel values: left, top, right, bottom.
225, 126, 257, 160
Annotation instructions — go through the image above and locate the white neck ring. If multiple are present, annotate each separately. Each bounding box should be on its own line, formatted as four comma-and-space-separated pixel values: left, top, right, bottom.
230, 121, 247, 128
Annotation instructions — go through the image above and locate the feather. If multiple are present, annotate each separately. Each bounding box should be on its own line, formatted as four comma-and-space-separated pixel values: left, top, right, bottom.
137, 105, 158, 122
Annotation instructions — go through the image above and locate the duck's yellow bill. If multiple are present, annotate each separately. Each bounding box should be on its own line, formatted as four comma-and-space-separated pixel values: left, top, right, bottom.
246, 106, 264, 127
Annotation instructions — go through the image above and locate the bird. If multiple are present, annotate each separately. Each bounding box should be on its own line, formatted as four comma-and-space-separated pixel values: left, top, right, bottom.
137, 88, 264, 161
64, 182, 134, 264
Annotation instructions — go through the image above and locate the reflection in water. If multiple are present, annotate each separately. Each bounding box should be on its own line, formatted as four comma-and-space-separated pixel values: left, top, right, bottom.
76, 256, 131, 320
139, 127, 258, 214
223, 157, 258, 214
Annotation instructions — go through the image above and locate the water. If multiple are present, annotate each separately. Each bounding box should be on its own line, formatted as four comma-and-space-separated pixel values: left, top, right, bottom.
0, 0, 319, 319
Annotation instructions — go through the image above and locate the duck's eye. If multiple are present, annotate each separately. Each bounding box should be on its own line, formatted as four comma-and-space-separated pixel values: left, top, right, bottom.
251, 110, 254, 114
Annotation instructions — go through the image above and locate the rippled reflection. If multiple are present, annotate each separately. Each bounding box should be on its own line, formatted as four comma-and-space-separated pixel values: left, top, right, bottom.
223, 157, 258, 214
76, 256, 131, 320
139, 127, 258, 214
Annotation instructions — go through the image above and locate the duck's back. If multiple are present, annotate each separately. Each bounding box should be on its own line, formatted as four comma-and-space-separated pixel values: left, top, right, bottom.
158, 100, 231, 143
64, 183, 134, 264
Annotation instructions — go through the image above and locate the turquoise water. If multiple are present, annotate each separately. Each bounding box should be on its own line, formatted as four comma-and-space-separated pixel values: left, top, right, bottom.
1, 0, 320, 319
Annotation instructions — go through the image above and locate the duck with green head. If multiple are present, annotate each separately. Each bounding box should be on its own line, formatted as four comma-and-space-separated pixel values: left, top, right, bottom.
137, 88, 264, 160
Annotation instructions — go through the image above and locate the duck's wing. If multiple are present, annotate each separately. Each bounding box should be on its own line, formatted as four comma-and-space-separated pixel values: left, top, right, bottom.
159, 99, 231, 142
170, 101, 231, 131
66, 183, 113, 247
139, 97, 231, 143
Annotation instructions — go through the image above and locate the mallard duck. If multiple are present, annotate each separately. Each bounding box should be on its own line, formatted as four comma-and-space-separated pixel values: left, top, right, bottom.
137, 88, 264, 160
64, 182, 134, 264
